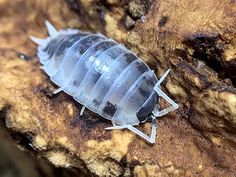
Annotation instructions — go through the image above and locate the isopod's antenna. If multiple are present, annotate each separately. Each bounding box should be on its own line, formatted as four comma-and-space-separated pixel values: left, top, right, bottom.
152, 69, 179, 117
45, 20, 59, 37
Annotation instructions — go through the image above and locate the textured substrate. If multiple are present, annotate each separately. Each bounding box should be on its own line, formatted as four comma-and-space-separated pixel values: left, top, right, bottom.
0, 0, 236, 176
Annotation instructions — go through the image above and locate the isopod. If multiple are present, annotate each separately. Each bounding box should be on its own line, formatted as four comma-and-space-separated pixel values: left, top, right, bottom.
30, 21, 178, 143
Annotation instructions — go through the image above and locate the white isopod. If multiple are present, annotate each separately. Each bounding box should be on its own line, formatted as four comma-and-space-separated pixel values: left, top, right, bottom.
30, 21, 178, 143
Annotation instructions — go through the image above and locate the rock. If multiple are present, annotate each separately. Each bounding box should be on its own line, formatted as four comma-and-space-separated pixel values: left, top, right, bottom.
0, 113, 85, 177
123, 15, 136, 30
0, 0, 236, 176
127, 0, 151, 20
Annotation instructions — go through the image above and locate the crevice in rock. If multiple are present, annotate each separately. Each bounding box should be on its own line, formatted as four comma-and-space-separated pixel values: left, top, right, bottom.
66, 0, 81, 13
183, 34, 236, 86
129, 160, 142, 177
65, 0, 106, 33
118, 156, 128, 177
0, 106, 89, 177
0, 106, 36, 152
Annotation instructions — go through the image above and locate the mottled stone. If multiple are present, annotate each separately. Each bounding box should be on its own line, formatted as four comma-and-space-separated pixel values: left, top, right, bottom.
124, 15, 136, 30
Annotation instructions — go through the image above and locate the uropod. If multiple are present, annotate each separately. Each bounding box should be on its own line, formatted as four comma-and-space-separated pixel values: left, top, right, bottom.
30, 21, 178, 143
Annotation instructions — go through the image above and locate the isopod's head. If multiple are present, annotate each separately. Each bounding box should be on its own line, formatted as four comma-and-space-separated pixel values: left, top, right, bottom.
136, 91, 158, 122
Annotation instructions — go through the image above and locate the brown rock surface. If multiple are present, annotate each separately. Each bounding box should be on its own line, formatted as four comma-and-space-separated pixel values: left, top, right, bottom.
0, 0, 236, 176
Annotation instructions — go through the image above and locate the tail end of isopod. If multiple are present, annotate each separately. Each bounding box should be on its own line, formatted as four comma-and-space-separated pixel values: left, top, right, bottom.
30, 20, 58, 46
30, 36, 48, 46
45, 20, 59, 37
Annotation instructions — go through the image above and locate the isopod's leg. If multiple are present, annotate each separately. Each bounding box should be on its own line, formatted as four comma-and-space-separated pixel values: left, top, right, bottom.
152, 69, 178, 117
153, 87, 178, 117
105, 125, 126, 130
53, 88, 63, 95
126, 117, 157, 143
111, 120, 117, 126
105, 117, 157, 144
80, 106, 86, 116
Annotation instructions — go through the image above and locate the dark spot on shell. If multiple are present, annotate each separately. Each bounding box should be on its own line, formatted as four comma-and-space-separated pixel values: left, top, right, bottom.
55, 34, 82, 59
146, 76, 155, 86
107, 47, 124, 59
123, 53, 137, 63
158, 16, 169, 27
73, 80, 79, 86
94, 41, 116, 51
102, 102, 117, 117
138, 86, 149, 97
93, 99, 100, 106
135, 61, 148, 73
43, 38, 56, 52
78, 35, 105, 54
44, 36, 66, 59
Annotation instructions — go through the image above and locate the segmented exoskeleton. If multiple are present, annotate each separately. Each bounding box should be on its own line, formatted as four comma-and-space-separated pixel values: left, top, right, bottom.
30, 21, 178, 143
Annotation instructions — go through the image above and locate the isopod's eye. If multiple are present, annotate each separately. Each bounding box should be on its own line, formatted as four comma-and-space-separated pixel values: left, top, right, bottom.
136, 91, 158, 122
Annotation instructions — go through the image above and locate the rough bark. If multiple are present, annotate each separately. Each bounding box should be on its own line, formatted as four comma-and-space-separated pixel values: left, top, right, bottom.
0, 0, 236, 176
